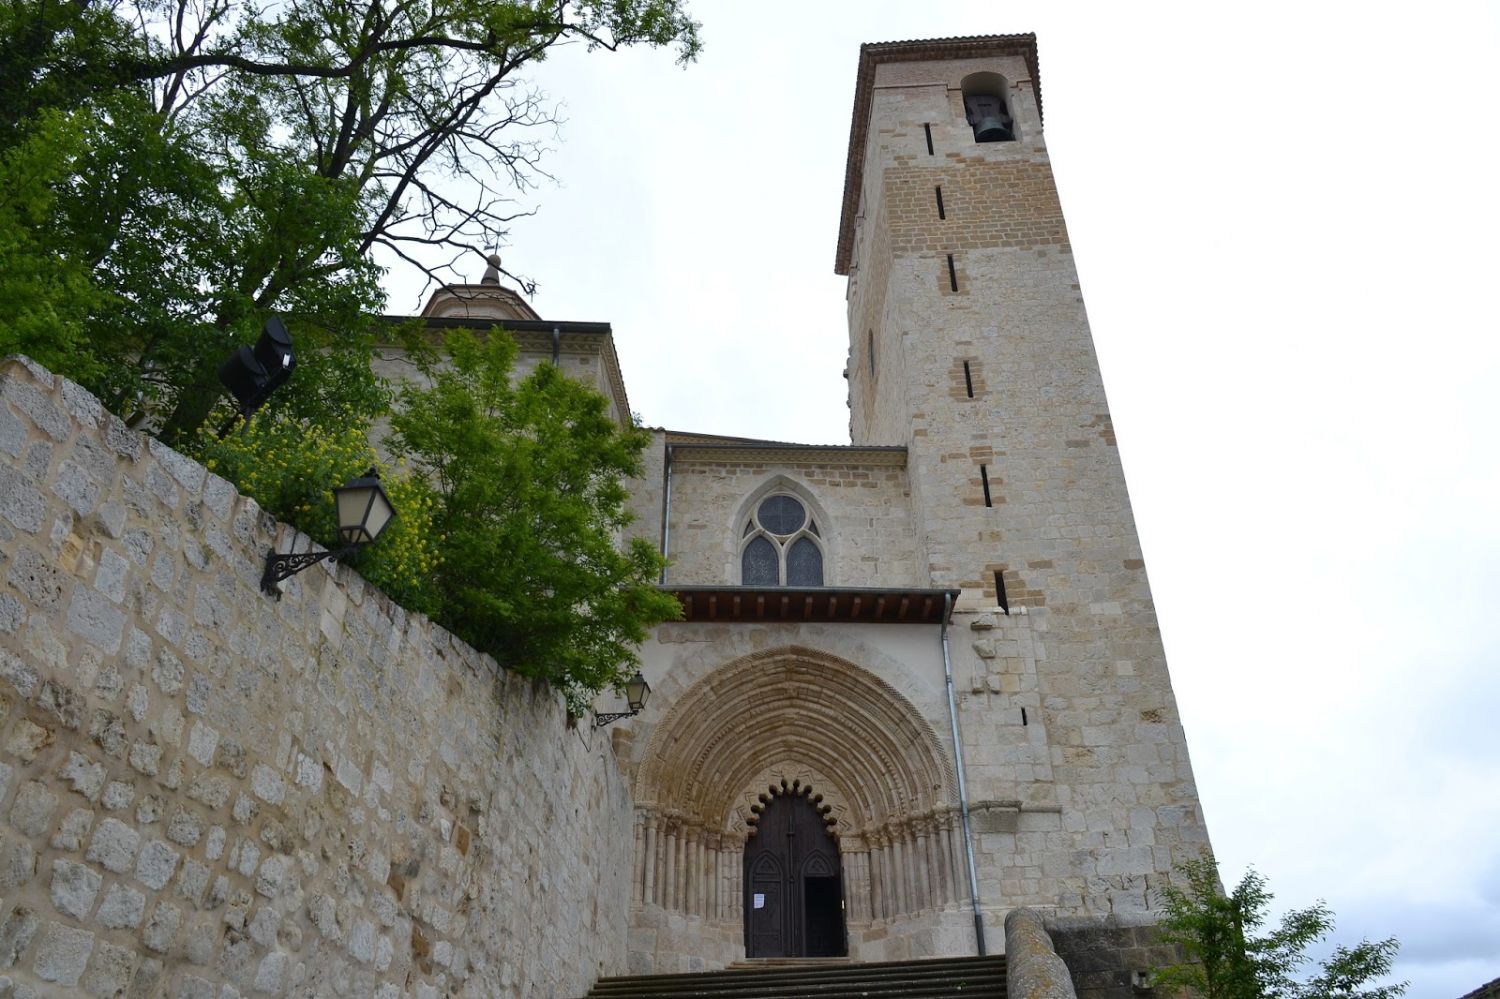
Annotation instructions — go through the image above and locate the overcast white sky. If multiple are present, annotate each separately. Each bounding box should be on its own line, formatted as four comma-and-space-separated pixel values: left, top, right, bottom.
380, 3, 1500, 994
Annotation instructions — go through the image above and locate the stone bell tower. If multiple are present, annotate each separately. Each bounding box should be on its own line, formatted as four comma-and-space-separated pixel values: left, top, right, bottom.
837, 32, 1212, 930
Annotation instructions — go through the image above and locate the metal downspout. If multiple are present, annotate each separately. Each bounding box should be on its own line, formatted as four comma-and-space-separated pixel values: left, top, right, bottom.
659, 444, 674, 584
941, 591, 987, 955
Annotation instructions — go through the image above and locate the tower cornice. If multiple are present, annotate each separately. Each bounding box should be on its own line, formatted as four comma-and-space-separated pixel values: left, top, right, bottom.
834, 33, 1041, 276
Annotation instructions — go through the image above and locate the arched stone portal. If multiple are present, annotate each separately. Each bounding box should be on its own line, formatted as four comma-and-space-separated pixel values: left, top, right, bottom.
627, 647, 973, 970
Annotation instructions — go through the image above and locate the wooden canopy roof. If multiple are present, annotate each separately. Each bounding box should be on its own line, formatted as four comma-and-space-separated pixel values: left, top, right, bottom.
665, 585, 959, 625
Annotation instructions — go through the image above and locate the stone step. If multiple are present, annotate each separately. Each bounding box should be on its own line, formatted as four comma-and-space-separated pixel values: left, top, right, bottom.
725, 958, 854, 969
580, 954, 1006, 999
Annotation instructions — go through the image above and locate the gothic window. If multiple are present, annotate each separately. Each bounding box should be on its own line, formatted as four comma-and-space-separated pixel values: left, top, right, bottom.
740, 495, 825, 587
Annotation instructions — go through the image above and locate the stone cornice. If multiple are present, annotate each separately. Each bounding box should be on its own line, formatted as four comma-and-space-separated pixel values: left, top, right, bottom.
665, 438, 908, 468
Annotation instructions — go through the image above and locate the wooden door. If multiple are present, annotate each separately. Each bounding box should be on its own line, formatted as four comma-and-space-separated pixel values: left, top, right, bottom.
743, 792, 846, 957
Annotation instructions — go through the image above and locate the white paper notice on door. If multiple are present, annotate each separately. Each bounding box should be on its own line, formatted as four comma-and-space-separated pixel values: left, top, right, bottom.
753, 893, 765, 909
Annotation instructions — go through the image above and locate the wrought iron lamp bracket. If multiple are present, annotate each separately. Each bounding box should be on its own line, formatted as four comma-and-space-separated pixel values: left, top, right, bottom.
592, 710, 639, 730
261, 546, 359, 598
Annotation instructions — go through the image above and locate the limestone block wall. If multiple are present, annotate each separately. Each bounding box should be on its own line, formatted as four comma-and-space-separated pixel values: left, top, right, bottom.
846, 198, 909, 448
0, 358, 633, 998
621, 432, 666, 555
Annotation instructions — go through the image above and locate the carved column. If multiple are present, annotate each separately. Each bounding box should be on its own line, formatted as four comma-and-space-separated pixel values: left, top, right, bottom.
676, 823, 690, 912
884, 831, 900, 919
891, 824, 909, 915
929, 812, 949, 908
663, 821, 679, 912
938, 814, 953, 908
727, 834, 744, 925
914, 816, 932, 912
688, 827, 699, 916
682, 825, 696, 916
946, 811, 966, 907
694, 828, 707, 917
850, 843, 872, 923
717, 840, 729, 921
841, 845, 859, 923
706, 834, 719, 921
936, 816, 960, 906
632, 810, 646, 905
642, 812, 659, 907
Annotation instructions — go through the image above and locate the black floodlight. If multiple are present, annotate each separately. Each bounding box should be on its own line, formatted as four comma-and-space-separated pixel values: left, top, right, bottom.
593, 671, 652, 729
261, 468, 396, 597
219, 316, 296, 415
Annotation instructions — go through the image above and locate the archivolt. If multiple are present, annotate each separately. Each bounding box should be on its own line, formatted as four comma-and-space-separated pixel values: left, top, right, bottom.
637, 646, 953, 833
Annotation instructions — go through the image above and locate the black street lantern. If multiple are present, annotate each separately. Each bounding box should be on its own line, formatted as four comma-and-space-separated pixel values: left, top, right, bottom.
219, 316, 297, 417
261, 468, 396, 597
332, 470, 397, 546
593, 671, 651, 729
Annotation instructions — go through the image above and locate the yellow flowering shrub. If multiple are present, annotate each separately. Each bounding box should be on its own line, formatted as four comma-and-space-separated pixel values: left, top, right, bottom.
194, 410, 441, 615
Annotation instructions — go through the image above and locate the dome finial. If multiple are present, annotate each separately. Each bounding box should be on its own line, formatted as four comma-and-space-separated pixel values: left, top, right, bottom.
481, 252, 502, 285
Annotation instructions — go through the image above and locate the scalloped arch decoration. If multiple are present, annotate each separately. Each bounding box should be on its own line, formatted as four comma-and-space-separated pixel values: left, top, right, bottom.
734, 766, 850, 837
637, 646, 954, 833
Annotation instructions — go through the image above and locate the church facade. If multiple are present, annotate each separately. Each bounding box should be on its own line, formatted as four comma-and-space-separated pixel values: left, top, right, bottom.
406, 33, 1212, 976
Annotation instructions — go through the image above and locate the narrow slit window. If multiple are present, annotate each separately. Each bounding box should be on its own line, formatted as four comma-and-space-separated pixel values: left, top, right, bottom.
868, 330, 875, 377
1021, 707, 1028, 726
924, 123, 934, 155
935, 186, 946, 220
980, 464, 992, 507
995, 570, 1010, 615
963, 361, 974, 398
947, 254, 958, 292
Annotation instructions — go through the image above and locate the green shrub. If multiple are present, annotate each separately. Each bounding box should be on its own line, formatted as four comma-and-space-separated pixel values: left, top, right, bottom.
194, 410, 441, 615
1154, 856, 1407, 999
391, 329, 680, 711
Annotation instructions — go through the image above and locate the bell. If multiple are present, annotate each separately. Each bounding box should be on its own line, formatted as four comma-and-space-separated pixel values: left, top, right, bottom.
974, 115, 1013, 142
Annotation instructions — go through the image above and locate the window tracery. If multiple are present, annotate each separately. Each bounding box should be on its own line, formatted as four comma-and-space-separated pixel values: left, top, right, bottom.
740, 494, 825, 586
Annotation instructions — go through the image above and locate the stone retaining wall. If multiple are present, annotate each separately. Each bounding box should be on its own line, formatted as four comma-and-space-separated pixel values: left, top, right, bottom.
0, 357, 632, 997
1045, 913, 1180, 999
1005, 907, 1077, 999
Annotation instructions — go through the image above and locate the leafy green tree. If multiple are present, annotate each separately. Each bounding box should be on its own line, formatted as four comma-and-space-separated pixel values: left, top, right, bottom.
1154, 856, 1407, 999
0, 0, 700, 438
391, 329, 679, 709
0, 108, 98, 377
